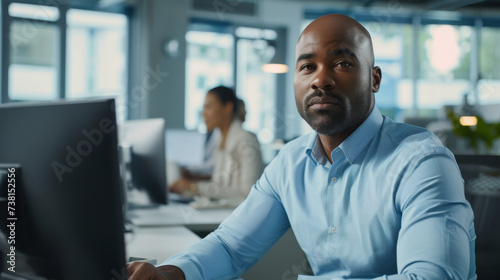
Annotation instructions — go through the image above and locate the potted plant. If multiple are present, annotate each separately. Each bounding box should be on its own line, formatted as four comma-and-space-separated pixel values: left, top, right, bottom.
447, 109, 500, 154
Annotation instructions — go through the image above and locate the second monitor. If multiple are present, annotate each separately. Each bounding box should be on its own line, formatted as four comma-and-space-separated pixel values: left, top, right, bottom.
120, 118, 168, 205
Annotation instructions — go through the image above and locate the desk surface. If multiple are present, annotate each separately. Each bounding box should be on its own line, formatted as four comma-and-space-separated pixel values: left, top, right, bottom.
129, 202, 234, 229
126, 226, 201, 263
126, 204, 307, 280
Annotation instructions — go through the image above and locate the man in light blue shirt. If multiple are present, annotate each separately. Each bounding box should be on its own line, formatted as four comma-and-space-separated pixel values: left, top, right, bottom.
128, 14, 476, 280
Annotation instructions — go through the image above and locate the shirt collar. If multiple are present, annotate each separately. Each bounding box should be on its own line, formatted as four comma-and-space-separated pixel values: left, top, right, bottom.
306, 135, 329, 166
305, 107, 383, 166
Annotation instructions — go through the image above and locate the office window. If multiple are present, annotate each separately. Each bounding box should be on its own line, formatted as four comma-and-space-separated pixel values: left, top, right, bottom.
417, 24, 472, 114
8, 2, 59, 21
2, 2, 129, 122
185, 24, 283, 162
9, 20, 59, 100
236, 37, 277, 145
479, 27, 500, 104
234, 27, 278, 134
235, 27, 282, 162
363, 22, 412, 121
66, 9, 128, 122
185, 30, 234, 131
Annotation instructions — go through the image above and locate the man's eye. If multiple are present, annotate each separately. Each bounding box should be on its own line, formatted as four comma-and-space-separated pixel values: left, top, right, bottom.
337, 61, 352, 67
301, 64, 315, 71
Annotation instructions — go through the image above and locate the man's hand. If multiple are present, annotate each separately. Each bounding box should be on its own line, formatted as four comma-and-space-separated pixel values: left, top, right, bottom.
180, 167, 193, 179
127, 262, 185, 280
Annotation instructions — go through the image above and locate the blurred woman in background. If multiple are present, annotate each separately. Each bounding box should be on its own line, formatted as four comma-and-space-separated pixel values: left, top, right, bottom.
169, 86, 264, 202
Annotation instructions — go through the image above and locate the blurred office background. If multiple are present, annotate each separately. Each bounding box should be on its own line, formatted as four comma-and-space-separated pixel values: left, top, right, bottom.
1, 1, 500, 279
1, 0, 500, 158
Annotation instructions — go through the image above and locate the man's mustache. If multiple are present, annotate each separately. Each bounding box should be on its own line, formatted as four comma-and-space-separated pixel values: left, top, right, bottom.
304, 90, 345, 107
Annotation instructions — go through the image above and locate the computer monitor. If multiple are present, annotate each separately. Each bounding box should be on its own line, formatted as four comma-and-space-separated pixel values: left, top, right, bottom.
119, 118, 168, 205
0, 99, 126, 280
165, 129, 205, 168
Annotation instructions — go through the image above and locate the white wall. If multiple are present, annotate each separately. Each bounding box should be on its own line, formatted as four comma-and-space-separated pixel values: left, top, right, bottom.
129, 0, 189, 130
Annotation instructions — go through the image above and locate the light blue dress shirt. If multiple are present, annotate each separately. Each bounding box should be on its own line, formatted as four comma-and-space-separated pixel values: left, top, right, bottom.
163, 107, 476, 280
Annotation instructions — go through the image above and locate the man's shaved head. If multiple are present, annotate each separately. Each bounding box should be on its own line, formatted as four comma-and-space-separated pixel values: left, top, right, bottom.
293, 14, 381, 138
297, 14, 375, 67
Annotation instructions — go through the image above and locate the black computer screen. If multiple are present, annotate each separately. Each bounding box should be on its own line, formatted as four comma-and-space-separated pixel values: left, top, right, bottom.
120, 118, 168, 205
0, 99, 126, 280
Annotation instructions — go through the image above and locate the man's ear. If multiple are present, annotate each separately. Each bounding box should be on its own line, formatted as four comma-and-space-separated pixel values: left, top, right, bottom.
371, 66, 382, 93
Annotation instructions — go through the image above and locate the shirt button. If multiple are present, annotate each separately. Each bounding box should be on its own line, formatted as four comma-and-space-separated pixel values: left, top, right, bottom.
331, 177, 337, 183
331, 227, 336, 233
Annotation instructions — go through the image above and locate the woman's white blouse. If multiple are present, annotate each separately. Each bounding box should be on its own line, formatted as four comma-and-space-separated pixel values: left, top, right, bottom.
197, 119, 264, 200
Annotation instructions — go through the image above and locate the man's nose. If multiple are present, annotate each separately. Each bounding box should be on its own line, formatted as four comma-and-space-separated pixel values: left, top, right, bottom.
311, 66, 335, 90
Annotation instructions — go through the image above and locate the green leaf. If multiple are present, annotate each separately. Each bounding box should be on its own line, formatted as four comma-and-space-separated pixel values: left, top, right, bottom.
475, 116, 494, 148
493, 121, 500, 138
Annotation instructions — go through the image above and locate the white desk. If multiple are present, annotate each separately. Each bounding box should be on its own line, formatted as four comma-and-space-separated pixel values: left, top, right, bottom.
126, 202, 234, 262
126, 226, 201, 263
128, 202, 234, 231
126, 203, 309, 280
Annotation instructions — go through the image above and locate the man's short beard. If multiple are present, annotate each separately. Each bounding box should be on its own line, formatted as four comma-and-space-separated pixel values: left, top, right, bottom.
302, 109, 351, 135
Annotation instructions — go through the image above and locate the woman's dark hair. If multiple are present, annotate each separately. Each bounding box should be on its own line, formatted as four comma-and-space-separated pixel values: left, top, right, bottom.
207, 86, 238, 113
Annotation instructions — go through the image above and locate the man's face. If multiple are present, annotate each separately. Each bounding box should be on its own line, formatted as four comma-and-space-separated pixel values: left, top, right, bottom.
294, 18, 380, 136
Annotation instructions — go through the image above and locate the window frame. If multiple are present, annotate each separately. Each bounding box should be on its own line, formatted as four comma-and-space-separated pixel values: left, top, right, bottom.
185, 19, 287, 141
0, 0, 131, 111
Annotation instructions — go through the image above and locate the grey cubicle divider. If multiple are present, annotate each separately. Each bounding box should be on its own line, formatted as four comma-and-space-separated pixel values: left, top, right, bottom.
455, 154, 500, 280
